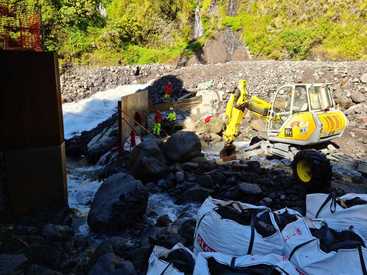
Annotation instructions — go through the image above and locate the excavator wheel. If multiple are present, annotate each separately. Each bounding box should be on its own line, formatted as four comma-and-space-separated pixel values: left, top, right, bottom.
292, 149, 332, 192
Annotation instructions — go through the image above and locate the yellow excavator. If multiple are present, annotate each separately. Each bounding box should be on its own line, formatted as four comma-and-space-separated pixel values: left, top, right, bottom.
222, 80, 348, 191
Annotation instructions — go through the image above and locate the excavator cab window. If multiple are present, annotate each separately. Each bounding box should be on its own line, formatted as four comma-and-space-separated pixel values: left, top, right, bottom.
270, 86, 293, 131
309, 85, 334, 111
293, 85, 309, 112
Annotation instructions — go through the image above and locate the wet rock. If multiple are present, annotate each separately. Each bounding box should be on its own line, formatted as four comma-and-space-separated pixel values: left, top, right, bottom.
26, 264, 62, 275
129, 137, 168, 182
181, 186, 212, 203
197, 175, 213, 188
163, 131, 202, 162
92, 242, 114, 263
89, 253, 136, 275
175, 171, 185, 183
238, 182, 263, 195
246, 161, 261, 173
0, 254, 28, 274
42, 224, 73, 241
87, 123, 119, 163
156, 215, 172, 227
182, 162, 200, 170
125, 245, 152, 273
88, 173, 148, 233
259, 197, 273, 206
27, 245, 62, 270
178, 218, 196, 246
150, 228, 182, 248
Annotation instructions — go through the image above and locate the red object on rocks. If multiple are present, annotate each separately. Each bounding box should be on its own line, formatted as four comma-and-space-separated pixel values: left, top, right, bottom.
163, 82, 173, 96
204, 115, 213, 124
155, 110, 162, 123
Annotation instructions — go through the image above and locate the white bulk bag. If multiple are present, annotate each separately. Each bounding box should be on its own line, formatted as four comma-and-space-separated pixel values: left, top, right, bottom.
193, 252, 299, 275
282, 218, 367, 275
146, 243, 195, 275
193, 197, 285, 256
306, 193, 367, 238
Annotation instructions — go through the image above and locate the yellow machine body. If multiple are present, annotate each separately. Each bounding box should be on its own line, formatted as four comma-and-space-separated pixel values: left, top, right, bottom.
224, 80, 271, 143
224, 81, 348, 146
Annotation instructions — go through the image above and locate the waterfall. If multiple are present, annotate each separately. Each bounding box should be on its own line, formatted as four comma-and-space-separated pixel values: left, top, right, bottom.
193, 5, 204, 39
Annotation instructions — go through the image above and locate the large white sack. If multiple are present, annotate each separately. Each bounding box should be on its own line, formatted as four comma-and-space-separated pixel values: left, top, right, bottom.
282, 218, 367, 275
193, 197, 285, 256
193, 252, 300, 275
146, 243, 195, 275
306, 193, 367, 238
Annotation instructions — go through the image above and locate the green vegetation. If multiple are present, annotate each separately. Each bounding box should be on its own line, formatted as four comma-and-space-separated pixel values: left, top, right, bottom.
222, 0, 367, 60
6, 0, 367, 65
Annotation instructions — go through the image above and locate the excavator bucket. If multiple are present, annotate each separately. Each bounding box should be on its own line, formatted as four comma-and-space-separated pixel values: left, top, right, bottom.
219, 143, 237, 161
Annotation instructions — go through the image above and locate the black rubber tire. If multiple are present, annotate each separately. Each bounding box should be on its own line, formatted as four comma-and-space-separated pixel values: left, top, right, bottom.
292, 149, 332, 192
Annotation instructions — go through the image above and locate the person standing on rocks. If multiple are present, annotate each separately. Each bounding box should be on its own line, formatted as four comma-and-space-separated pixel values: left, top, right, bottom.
153, 110, 162, 136
163, 81, 173, 101
164, 107, 177, 135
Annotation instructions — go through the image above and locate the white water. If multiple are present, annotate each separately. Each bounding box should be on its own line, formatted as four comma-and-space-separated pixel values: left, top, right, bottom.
147, 193, 199, 223
62, 83, 149, 139
193, 6, 204, 39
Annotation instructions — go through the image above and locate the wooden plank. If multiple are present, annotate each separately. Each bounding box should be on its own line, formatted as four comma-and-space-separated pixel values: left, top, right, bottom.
120, 90, 149, 144
150, 96, 202, 112
0, 51, 64, 150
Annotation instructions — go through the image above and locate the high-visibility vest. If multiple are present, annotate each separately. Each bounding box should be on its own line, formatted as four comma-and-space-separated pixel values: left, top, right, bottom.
167, 111, 176, 122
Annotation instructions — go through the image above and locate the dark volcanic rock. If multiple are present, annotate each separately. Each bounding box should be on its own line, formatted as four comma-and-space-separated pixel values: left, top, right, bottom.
89, 253, 136, 275
88, 173, 148, 233
129, 137, 168, 182
238, 182, 263, 195
178, 218, 196, 246
163, 131, 202, 162
0, 254, 28, 274
156, 215, 172, 227
26, 264, 63, 275
181, 186, 212, 203
42, 224, 73, 241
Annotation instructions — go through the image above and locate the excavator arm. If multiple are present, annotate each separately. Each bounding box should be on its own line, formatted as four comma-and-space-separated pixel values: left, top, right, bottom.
223, 80, 271, 144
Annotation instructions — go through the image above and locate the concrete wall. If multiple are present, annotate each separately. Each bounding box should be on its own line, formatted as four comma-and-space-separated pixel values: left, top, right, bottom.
0, 51, 67, 218
120, 90, 149, 144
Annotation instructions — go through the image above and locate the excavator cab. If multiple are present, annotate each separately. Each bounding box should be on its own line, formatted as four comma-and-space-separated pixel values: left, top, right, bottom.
267, 84, 347, 146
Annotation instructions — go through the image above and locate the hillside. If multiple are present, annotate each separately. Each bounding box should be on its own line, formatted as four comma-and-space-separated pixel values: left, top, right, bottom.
15, 0, 367, 65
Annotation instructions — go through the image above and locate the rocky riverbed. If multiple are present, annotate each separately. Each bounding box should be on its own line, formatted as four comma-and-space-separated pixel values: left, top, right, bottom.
1, 61, 367, 274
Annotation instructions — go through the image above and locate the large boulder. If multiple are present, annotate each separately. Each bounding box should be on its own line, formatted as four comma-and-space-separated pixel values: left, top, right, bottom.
163, 131, 202, 162
0, 254, 28, 274
128, 137, 168, 181
89, 253, 136, 275
88, 173, 148, 233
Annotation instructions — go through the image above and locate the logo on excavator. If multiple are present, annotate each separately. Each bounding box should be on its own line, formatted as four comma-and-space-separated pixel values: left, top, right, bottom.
284, 128, 293, 137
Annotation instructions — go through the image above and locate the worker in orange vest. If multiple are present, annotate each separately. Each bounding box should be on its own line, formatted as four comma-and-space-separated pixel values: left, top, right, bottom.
163, 81, 173, 101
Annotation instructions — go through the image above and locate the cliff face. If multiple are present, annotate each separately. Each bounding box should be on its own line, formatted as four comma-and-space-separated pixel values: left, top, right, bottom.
19, 0, 366, 65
